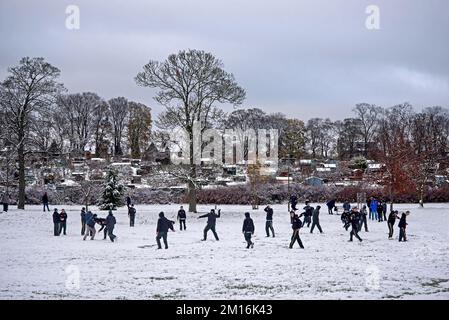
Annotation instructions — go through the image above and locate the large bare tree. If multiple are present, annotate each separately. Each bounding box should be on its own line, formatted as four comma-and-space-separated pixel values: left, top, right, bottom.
353, 103, 382, 157
135, 49, 245, 212
0, 57, 63, 209
108, 97, 129, 157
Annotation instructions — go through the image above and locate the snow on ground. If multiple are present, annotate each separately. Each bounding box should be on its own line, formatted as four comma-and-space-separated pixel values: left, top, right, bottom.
0, 203, 448, 300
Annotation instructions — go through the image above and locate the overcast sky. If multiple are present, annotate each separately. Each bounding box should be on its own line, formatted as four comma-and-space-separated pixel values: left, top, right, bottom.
1, 0, 448, 120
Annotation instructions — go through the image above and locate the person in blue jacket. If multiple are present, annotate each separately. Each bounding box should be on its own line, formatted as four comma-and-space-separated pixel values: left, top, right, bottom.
370, 198, 378, 221
83, 212, 97, 240
343, 201, 351, 212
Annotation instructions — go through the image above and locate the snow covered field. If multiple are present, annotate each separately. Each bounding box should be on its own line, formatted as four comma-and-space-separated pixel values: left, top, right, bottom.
0, 203, 448, 300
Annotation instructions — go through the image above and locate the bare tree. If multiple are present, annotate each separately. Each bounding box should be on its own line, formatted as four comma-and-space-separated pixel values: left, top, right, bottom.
108, 97, 129, 157
353, 103, 382, 157
136, 49, 245, 212
0, 57, 63, 209
128, 101, 152, 158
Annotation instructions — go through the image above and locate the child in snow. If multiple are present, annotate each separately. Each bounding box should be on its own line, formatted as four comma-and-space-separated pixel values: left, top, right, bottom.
289, 211, 304, 249
59, 209, 68, 235
398, 211, 410, 242
177, 206, 186, 231
156, 212, 175, 249
198, 209, 221, 241
242, 212, 255, 249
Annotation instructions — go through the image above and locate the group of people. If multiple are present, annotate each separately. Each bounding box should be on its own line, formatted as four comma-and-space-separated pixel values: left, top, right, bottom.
46, 191, 412, 249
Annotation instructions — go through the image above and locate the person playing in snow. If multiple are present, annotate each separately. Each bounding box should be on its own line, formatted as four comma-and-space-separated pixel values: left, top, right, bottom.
359, 205, 369, 232
128, 204, 136, 227
42, 192, 50, 212
105, 210, 117, 242
377, 200, 384, 222
310, 205, 323, 234
95, 216, 108, 239
198, 209, 221, 241
366, 197, 372, 220
156, 212, 175, 249
382, 201, 388, 222
242, 212, 255, 249
343, 200, 351, 212
52, 208, 61, 236
290, 195, 298, 211
177, 206, 187, 231
387, 210, 400, 239
83, 212, 97, 240
2, 192, 9, 212
125, 195, 131, 209
370, 197, 378, 221
289, 211, 304, 249
300, 201, 313, 228
264, 205, 275, 237
341, 209, 351, 230
348, 209, 363, 242
398, 211, 410, 242
80, 207, 87, 235
326, 199, 336, 215
59, 209, 68, 235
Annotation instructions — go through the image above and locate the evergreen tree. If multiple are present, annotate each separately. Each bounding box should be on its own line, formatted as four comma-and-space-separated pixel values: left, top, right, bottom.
99, 169, 125, 210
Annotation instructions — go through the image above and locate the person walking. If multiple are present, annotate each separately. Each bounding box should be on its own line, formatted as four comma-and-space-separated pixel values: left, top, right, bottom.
289, 211, 304, 249
128, 204, 136, 227
310, 205, 323, 234
156, 212, 175, 249
177, 206, 187, 231
42, 192, 50, 212
83, 212, 97, 240
348, 209, 363, 242
359, 205, 369, 232
125, 195, 131, 209
326, 199, 336, 215
301, 201, 313, 228
242, 212, 255, 249
105, 210, 117, 242
198, 209, 221, 241
59, 209, 68, 235
52, 208, 61, 236
264, 205, 275, 237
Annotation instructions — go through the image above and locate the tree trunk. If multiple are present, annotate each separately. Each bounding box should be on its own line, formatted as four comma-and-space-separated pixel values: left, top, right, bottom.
188, 132, 197, 213
18, 145, 26, 209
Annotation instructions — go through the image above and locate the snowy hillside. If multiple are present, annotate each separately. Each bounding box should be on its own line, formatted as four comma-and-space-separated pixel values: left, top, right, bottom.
0, 203, 448, 299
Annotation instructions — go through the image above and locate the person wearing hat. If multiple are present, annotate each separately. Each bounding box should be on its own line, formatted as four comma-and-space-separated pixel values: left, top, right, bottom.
198, 208, 221, 241
52, 208, 61, 236
83, 212, 97, 240
242, 212, 255, 249
156, 212, 175, 249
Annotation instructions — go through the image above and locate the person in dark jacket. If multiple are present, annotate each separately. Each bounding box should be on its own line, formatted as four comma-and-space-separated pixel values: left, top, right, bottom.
83, 213, 97, 240
264, 205, 275, 237
43, 192, 50, 212
343, 201, 351, 212
52, 208, 60, 236
105, 211, 117, 242
242, 212, 255, 249
382, 202, 388, 222
95, 216, 108, 239
177, 206, 187, 231
348, 209, 363, 242
289, 211, 304, 249
341, 210, 351, 230
387, 210, 400, 239
290, 195, 298, 211
128, 204, 136, 227
80, 207, 87, 235
326, 199, 336, 214
359, 205, 369, 232
156, 212, 175, 249
198, 209, 221, 241
377, 201, 384, 222
125, 195, 131, 209
300, 201, 313, 228
398, 211, 410, 242
2, 193, 10, 212
310, 205, 323, 233
59, 209, 68, 235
